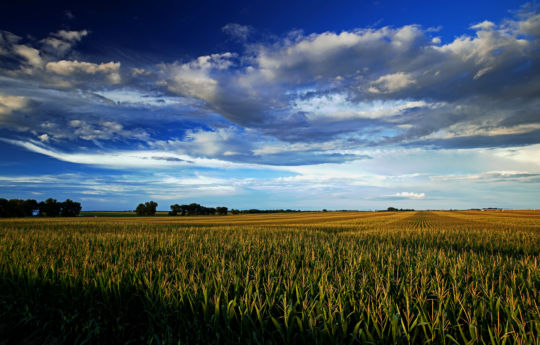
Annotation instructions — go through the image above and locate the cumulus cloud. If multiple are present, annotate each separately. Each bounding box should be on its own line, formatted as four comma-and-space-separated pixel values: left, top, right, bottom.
41, 30, 88, 57
152, 8, 540, 149
46, 60, 121, 83
368, 72, 416, 93
159, 52, 236, 99
0, 28, 124, 89
13, 44, 43, 70
1, 5, 540, 170
0, 93, 29, 116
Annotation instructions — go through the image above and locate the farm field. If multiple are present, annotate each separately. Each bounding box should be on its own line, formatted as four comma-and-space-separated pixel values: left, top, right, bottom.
0, 211, 539, 344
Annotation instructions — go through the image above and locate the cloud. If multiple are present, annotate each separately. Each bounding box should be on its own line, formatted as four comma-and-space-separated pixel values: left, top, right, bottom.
0, 5, 539, 172
0, 138, 278, 169
40, 30, 88, 57
0, 93, 29, 115
222, 23, 252, 41
0, 28, 124, 89
368, 72, 416, 93
430, 170, 540, 183
13, 44, 43, 70
67, 119, 149, 141
46, 60, 121, 83
378, 192, 426, 200
151, 8, 540, 149
159, 52, 236, 99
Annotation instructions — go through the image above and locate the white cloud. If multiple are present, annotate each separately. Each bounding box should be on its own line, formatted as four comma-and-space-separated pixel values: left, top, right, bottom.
470, 21, 496, 31
159, 53, 236, 100
0, 93, 29, 115
369, 72, 416, 93
46, 60, 121, 83
519, 13, 540, 36
292, 93, 429, 119
388, 192, 426, 199
13, 44, 43, 69
430, 170, 540, 183
0, 138, 284, 170
67, 119, 148, 141
54, 30, 88, 42
38, 133, 50, 142
40, 30, 89, 56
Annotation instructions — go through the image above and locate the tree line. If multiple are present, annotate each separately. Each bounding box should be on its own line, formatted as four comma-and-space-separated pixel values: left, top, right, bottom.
135, 201, 304, 216
169, 203, 228, 216
0, 198, 82, 217
135, 202, 229, 216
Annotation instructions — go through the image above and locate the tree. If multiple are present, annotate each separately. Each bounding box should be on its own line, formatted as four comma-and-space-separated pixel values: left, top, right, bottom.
169, 204, 182, 216
216, 207, 228, 215
0, 199, 8, 217
39, 198, 61, 217
23, 199, 39, 216
61, 199, 81, 217
136, 203, 146, 216
136, 201, 158, 216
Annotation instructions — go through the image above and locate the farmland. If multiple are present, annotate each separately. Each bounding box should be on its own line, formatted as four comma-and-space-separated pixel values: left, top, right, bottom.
0, 211, 539, 344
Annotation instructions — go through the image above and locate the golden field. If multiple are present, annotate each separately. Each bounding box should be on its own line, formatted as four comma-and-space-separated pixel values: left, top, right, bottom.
0, 210, 538, 344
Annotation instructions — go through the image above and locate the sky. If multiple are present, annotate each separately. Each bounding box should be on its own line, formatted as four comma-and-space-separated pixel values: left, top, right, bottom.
0, 0, 539, 211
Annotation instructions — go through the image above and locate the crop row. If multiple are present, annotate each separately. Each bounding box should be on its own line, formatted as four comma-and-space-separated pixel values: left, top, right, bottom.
0, 211, 538, 344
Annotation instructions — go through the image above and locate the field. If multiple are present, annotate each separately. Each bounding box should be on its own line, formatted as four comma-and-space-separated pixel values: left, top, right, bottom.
0, 211, 538, 344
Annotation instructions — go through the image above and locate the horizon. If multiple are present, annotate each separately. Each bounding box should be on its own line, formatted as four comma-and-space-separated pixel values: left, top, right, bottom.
1, 0, 539, 210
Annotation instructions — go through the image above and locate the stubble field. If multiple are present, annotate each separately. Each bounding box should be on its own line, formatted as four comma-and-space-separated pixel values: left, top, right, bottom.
0, 210, 539, 344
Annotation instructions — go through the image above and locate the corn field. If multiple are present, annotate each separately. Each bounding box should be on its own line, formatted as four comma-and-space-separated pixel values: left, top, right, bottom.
0, 211, 538, 344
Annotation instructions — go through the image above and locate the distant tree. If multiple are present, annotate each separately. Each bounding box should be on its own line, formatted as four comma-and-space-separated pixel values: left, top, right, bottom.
23, 199, 39, 216
61, 199, 82, 217
216, 207, 228, 215
387, 207, 398, 212
322, 209, 328, 212
0, 199, 8, 217
169, 204, 182, 216
145, 201, 158, 216
135, 203, 146, 216
0, 198, 80, 217
38, 198, 61, 217
0, 198, 37, 217
136, 201, 158, 216
230, 209, 240, 215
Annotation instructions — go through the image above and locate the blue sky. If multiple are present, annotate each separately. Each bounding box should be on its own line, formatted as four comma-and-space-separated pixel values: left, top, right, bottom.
0, 0, 539, 210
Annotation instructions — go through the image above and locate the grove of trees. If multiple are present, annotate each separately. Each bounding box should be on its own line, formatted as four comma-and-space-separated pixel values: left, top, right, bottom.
165, 203, 302, 216
168, 203, 227, 216
0, 198, 82, 217
135, 201, 158, 216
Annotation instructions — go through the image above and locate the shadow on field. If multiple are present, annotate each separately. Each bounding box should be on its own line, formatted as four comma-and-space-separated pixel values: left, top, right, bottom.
0, 272, 320, 345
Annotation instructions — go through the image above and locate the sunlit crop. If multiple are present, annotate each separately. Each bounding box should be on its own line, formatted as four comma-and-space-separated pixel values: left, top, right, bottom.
0, 211, 538, 344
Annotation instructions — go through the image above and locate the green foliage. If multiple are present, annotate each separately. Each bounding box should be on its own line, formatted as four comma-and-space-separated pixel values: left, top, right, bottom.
0, 211, 538, 344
